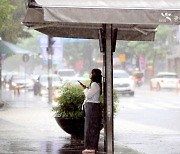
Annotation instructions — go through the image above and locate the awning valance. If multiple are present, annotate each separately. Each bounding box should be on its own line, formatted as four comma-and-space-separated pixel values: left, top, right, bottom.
23, 0, 180, 40
33, 0, 180, 25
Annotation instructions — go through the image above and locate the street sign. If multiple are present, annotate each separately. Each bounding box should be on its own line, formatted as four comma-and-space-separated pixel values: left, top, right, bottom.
22, 54, 29, 63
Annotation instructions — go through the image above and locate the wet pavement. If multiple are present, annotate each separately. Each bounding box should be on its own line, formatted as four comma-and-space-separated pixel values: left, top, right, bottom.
0, 102, 135, 154
1, 87, 180, 154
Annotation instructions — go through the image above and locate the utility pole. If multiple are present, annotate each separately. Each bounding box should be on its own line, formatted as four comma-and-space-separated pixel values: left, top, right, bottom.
0, 53, 3, 108
0, 54, 2, 90
48, 36, 53, 104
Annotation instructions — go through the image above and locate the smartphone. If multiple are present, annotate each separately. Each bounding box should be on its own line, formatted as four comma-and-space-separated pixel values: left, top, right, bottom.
77, 80, 82, 84
77, 80, 85, 86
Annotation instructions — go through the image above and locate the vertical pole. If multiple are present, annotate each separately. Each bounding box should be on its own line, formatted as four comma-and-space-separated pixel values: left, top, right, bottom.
48, 36, 53, 104
24, 62, 27, 106
103, 46, 107, 152
0, 54, 2, 107
0, 54, 2, 90
25, 62, 27, 93
98, 26, 108, 152
104, 24, 114, 153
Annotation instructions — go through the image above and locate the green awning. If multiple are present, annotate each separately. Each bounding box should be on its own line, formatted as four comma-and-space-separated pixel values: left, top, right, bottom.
0, 40, 33, 55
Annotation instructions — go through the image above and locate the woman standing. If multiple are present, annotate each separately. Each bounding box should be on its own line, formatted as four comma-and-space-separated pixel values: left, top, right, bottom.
80, 69, 102, 153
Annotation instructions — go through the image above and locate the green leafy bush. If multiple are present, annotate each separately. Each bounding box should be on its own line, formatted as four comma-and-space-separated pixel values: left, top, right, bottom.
53, 83, 85, 119
53, 82, 118, 119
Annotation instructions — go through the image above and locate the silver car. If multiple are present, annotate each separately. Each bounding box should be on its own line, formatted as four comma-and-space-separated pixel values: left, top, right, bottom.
113, 70, 135, 96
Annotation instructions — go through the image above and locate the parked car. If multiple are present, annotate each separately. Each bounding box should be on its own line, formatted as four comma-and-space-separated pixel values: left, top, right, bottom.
113, 70, 135, 96
150, 72, 180, 90
63, 76, 89, 85
55, 69, 77, 81
10, 74, 34, 90
33, 74, 62, 95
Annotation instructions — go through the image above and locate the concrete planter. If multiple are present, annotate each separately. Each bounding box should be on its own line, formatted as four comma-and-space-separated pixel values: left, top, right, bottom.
55, 117, 84, 139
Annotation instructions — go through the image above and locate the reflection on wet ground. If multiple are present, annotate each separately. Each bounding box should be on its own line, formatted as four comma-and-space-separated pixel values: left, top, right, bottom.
0, 105, 140, 154
1, 88, 180, 153
0, 135, 139, 154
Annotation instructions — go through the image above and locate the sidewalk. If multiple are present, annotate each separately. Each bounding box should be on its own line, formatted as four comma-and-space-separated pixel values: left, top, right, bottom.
0, 104, 137, 154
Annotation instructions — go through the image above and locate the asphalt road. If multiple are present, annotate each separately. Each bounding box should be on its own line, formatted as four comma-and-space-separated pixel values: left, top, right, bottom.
115, 85, 180, 154
0, 85, 180, 154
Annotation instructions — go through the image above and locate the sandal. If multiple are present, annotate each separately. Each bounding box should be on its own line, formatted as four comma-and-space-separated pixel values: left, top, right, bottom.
82, 149, 96, 153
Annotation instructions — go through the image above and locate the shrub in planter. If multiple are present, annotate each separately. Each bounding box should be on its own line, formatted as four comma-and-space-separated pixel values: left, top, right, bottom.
53, 83, 85, 119
53, 82, 118, 138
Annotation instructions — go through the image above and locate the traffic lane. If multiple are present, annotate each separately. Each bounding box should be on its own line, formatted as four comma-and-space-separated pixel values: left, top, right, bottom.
114, 89, 180, 154
116, 109, 180, 134
115, 115, 180, 154
117, 97, 180, 132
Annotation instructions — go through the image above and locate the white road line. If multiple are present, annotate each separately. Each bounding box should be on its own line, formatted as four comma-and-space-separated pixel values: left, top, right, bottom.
119, 98, 180, 110
114, 119, 180, 135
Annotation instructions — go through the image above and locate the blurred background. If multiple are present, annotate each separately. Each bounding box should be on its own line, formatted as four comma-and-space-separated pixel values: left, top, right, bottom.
1, 0, 180, 82
1, 1, 180, 154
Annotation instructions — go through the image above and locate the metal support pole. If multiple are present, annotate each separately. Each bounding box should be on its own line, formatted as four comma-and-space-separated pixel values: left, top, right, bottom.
99, 24, 117, 154
0, 54, 2, 90
48, 36, 53, 104
0, 54, 3, 108
25, 62, 27, 93
102, 35, 107, 153
98, 26, 108, 152
104, 24, 114, 153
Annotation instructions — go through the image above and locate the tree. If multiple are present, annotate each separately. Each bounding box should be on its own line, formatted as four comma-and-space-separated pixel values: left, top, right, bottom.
150, 25, 174, 74
0, 0, 30, 43
18, 30, 41, 53
0, 0, 14, 32
63, 40, 100, 74
115, 25, 174, 73
127, 41, 151, 68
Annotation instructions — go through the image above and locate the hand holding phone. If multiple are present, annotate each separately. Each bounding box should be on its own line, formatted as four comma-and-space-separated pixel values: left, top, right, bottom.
77, 80, 86, 89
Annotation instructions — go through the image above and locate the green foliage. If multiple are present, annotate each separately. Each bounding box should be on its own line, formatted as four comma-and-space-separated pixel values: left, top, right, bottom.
0, 0, 30, 43
53, 82, 118, 119
115, 25, 174, 63
53, 83, 85, 119
100, 89, 118, 115
63, 40, 100, 72
155, 25, 171, 42
0, 0, 14, 30
19, 30, 41, 53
